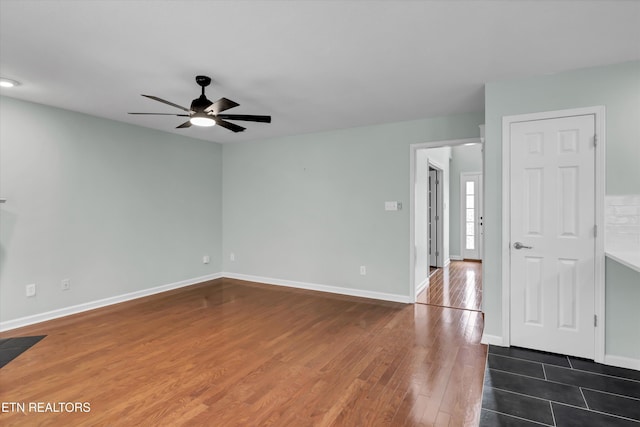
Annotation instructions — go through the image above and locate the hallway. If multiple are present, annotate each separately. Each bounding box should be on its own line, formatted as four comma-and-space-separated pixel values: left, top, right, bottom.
417, 260, 482, 311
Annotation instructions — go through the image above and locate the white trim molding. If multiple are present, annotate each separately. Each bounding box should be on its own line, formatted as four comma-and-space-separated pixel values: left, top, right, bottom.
416, 277, 429, 296
481, 333, 505, 347
501, 106, 606, 363
1, 272, 412, 332
0, 273, 223, 332
223, 272, 413, 304
604, 354, 640, 371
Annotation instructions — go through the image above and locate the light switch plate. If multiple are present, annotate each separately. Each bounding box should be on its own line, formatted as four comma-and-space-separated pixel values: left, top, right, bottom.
385, 201, 398, 211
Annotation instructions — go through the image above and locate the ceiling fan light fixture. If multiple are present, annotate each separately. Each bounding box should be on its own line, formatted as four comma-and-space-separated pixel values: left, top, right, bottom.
0, 78, 20, 88
190, 114, 216, 127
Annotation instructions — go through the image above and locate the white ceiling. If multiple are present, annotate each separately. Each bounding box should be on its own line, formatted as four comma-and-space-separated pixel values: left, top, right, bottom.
1, 1, 639, 144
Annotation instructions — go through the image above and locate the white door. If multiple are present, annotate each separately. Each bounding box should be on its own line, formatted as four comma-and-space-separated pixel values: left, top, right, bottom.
510, 114, 596, 359
428, 169, 438, 267
461, 173, 482, 260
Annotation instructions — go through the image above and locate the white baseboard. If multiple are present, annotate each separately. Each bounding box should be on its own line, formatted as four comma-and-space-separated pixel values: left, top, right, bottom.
415, 277, 429, 296
0, 273, 223, 332
223, 272, 412, 304
478, 335, 639, 371
481, 333, 504, 346
450, 255, 463, 261
444, 258, 451, 267
604, 354, 640, 371
7, 272, 635, 373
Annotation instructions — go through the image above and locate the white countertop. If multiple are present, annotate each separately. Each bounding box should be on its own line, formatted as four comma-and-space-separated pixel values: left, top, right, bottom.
605, 250, 640, 273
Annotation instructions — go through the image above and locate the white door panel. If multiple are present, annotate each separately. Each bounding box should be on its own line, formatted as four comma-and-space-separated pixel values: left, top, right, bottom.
510, 114, 596, 358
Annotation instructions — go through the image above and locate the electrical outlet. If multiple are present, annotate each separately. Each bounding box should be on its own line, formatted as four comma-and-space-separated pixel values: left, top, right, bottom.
203, 255, 210, 264
26, 284, 36, 297
360, 266, 367, 275
61, 279, 70, 291
230, 252, 235, 262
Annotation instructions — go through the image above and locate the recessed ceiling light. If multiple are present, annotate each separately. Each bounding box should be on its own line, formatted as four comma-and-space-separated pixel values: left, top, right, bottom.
0, 78, 20, 88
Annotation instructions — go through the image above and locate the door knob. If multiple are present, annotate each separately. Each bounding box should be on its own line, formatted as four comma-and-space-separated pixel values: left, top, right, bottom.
513, 242, 532, 250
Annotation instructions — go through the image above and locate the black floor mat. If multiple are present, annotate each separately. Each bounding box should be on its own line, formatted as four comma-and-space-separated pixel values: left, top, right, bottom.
0, 335, 46, 368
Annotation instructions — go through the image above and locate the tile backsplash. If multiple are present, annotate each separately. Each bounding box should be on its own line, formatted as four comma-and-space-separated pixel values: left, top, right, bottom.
605, 194, 640, 252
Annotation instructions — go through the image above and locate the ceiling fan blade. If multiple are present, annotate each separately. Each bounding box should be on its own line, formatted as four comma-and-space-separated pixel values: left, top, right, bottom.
213, 117, 245, 133
142, 95, 191, 112
205, 97, 239, 114
176, 121, 192, 129
216, 114, 271, 123
128, 112, 190, 116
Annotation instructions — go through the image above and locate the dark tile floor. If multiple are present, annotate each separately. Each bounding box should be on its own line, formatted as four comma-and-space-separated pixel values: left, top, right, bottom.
481, 345, 640, 426
0, 335, 46, 368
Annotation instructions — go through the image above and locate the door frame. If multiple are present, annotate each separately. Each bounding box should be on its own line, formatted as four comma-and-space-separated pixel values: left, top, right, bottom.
501, 106, 605, 363
409, 137, 483, 302
460, 171, 483, 260
428, 161, 445, 269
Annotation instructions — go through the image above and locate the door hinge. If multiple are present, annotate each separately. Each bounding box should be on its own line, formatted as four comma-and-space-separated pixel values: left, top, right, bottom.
594, 314, 598, 327
594, 224, 598, 237
593, 134, 597, 147
435, 251, 440, 257
435, 215, 440, 221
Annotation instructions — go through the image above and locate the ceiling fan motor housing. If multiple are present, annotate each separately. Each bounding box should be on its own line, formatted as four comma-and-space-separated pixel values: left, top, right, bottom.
191, 95, 212, 112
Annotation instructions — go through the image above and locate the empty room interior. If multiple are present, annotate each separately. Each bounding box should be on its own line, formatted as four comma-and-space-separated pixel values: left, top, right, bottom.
1, 1, 639, 426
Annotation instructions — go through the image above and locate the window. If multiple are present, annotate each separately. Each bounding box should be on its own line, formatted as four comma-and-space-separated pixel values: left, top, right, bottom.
465, 180, 475, 250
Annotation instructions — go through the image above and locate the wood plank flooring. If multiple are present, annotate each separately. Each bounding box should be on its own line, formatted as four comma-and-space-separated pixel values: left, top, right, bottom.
417, 261, 482, 311
0, 278, 487, 426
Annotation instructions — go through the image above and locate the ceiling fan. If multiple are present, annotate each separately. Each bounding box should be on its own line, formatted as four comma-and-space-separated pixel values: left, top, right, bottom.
128, 75, 271, 133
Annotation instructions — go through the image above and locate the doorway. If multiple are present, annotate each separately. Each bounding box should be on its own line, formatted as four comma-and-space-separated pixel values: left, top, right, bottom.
410, 137, 484, 306
428, 163, 444, 272
461, 172, 483, 260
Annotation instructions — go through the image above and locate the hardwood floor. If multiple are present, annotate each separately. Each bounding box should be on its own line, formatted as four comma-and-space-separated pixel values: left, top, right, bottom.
0, 278, 487, 426
416, 261, 482, 312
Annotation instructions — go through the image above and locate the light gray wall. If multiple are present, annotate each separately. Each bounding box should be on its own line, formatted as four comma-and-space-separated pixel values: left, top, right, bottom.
484, 60, 640, 360
222, 112, 484, 298
0, 96, 223, 323
449, 144, 483, 258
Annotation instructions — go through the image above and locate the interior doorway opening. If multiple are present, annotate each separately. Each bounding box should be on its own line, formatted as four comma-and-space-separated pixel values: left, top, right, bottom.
428, 163, 444, 272
410, 136, 484, 308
